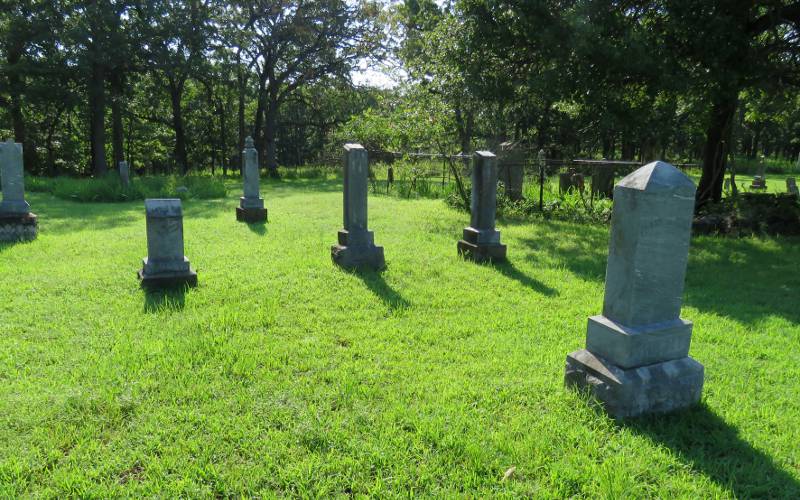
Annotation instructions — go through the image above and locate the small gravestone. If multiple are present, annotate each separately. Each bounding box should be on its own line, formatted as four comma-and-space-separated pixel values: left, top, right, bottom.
119, 161, 130, 188
564, 161, 703, 418
497, 141, 524, 201
236, 136, 267, 223
457, 151, 507, 262
591, 165, 615, 199
139, 199, 197, 288
751, 160, 767, 189
787, 177, 798, 197
0, 139, 37, 242
559, 168, 585, 194
724, 178, 731, 191
331, 143, 385, 270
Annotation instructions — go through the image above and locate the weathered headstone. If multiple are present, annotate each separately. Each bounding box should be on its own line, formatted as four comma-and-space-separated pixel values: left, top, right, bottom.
751, 160, 767, 189
564, 161, 703, 418
457, 151, 507, 262
723, 178, 731, 191
119, 161, 130, 188
787, 177, 799, 197
497, 141, 524, 201
236, 136, 267, 223
559, 168, 585, 194
331, 143, 385, 270
139, 199, 198, 288
0, 139, 37, 242
591, 164, 615, 199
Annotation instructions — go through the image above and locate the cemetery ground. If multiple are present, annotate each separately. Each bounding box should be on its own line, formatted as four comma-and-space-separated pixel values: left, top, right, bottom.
1, 176, 799, 497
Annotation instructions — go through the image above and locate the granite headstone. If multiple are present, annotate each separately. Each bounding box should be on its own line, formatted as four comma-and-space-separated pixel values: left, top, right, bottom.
139, 199, 197, 287
457, 151, 506, 262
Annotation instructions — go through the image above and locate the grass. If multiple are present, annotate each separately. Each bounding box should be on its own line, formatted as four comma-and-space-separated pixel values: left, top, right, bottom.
27, 173, 227, 202
1, 176, 799, 497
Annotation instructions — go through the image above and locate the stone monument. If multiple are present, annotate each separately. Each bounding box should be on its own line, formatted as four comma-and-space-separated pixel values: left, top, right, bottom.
497, 141, 524, 201
564, 161, 703, 419
331, 143, 385, 270
0, 139, 37, 242
591, 164, 615, 199
751, 160, 767, 189
787, 177, 798, 197
119, 160, 130, 188
139, 199, 198, 288
236, 136, 267, 223
457, 151, 507, 262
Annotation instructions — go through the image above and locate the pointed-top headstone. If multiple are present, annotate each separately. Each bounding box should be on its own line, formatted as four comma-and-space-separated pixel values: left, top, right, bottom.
236, 135, 267, 222
565, 160, 704, 418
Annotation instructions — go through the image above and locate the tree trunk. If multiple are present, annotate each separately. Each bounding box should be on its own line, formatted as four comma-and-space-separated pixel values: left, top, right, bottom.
219, 97, 229, 177
168, 77, 189, 174
253, 71, 267, 159
237, 61, 247, 174
110, 71, 125, 169
697, 90, 738, 208
89, 61, 108, 176
264, 89, 280, 177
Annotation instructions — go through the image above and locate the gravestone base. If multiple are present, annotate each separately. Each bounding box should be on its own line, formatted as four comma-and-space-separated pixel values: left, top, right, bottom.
331, 229, 385, 270
564, 349, 704, 419
457, 226, 506, 263
457, 239, 507, 263
0, 213, 38, 242
236, 206, 268, 223
138, 268, 198, 288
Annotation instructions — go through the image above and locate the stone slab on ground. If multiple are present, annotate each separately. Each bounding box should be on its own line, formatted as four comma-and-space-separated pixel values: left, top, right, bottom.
236, 206, 267, 223
565, 349, 704, 419
0, 212, 37, 242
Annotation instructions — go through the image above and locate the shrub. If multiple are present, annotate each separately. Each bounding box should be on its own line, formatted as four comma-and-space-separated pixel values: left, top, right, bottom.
27, 173, 226, 202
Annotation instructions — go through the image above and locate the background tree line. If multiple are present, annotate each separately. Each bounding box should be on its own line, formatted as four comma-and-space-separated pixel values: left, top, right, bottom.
2, 0, 800, 207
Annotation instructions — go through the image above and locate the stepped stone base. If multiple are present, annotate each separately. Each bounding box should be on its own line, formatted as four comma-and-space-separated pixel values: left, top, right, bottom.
0, 213, 38, 242
331, 244, 385, 270
138, 269, 198, 289
457, 240, 506, 262
564, 349, 704, 419
236, 206, 268, 223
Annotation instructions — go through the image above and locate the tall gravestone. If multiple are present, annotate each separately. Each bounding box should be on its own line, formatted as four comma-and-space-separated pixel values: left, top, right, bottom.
119, 161, 130, 188
331, 143, 385, 270
497, 141, 524, 201
139, 199, 198, 288
591, 165, 615, 199
457, 151, 507, 262
564, 161, 703, 418
787, 177, 799, 197
0, 139, 37, 242
236, 136, 267, 223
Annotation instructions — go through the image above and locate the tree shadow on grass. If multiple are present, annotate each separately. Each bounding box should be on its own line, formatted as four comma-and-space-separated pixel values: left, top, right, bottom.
624, 404, 800, 498
489, 260, 558, 296
519, 220, 800, 325
143, 286, 187, 313
353, 269, 410, 312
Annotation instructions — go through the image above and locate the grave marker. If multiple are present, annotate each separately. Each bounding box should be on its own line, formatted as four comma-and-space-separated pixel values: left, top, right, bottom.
331, 143, 385, 270
787, 177, 798, 197
497, 141, 524, 201
0, 139, 37, 241
119, 161, 130, 188
564, 161, 704, 418
236, 136, 267, 223
457, 151, 507, 262
139, 199, 198, 288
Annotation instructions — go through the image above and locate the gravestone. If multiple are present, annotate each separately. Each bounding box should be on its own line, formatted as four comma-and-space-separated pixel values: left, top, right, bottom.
457, 151, 507, 262
331, 143, 385, 270
559, 168, 585, 194
139, 199, 198, 288
724, 178, 731, 191
564, 161, 704, 418
787, 177, 799, 197
591, 165, 615, 199
751, 161, 767, 189
236, 136, 267, 223
497, 141, 524, 201
0, 139, 37, 242
119, 161, 130, 188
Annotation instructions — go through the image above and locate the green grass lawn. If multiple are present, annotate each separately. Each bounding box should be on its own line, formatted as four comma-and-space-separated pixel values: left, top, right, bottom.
1, 177, 799, 497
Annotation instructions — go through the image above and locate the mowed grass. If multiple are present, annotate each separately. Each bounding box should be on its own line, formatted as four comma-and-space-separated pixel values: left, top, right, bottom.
1, 177, 799, 497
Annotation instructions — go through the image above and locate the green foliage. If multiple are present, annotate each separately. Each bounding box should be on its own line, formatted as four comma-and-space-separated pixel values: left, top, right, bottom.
27, 174, 226, 202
